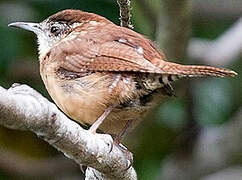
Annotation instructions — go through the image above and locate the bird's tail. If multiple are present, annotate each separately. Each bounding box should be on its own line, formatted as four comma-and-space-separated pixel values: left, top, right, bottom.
161, 62, 237, 78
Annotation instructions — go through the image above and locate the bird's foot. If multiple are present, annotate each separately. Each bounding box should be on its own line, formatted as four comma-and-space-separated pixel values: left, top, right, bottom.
80, 164, 87, 174
109, 137, 133, 171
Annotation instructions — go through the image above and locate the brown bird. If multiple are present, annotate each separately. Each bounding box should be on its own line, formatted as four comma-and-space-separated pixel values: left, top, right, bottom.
9, 9, 237, 141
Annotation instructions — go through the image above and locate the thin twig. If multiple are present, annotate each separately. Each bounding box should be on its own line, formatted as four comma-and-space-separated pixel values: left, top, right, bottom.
117, 0, 133, 29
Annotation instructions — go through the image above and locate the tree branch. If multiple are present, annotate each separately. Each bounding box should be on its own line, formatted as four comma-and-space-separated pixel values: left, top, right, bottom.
188, 17, 242, 66
117, 0, 133, 29
0, 84, 137, 180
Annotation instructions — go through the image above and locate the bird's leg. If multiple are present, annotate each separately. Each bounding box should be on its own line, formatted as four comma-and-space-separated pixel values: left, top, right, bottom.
89, 74, 121, 133
88, 106, 133, 170
114, 119, 133, 144
88, 105, 114, 133
111, 120, 134, 169
80, 105, 114, 174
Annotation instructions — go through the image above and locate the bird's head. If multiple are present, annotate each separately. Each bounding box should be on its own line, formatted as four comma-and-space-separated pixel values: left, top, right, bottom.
8, 9, 106, 56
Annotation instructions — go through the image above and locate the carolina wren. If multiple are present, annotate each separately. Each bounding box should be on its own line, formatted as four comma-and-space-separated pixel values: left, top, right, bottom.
9, 9, 237, 139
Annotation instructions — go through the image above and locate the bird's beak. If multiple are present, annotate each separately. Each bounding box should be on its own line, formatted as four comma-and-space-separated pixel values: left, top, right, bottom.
8, 22, 42, 35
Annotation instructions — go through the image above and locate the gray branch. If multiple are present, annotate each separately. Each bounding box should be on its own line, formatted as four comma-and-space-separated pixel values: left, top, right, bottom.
0, 84, 137, 180
188, 17, 242, 66
117, 0, 133, 29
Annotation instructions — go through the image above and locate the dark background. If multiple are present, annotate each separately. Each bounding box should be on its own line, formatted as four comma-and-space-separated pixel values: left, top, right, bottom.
0, 0, 241, 179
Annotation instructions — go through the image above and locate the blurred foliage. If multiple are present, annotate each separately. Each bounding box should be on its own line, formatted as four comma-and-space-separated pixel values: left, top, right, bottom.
192, 20, 234, 39
0, 0, 241, 179
194, 79, 235, 125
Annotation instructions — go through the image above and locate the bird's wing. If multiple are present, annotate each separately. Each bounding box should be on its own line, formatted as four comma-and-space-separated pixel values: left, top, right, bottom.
49, 24, 236, 77
49, 26, 165, 74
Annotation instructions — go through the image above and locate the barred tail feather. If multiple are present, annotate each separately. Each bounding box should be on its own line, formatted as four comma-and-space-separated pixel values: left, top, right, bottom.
162, 62, 237, 78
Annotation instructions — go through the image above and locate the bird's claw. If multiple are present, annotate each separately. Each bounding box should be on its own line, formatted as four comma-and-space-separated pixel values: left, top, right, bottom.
109, 140, 133, 171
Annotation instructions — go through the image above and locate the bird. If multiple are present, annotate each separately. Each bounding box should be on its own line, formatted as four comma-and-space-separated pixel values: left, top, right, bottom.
8, 9, 237, 142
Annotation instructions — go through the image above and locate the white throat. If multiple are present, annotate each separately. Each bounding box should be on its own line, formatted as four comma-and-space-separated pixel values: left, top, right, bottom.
37, 34, 52, 59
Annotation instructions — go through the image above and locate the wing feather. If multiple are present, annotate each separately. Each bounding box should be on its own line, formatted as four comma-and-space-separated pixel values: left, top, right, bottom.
49, 25, 236, 78
50, 28, 164, 74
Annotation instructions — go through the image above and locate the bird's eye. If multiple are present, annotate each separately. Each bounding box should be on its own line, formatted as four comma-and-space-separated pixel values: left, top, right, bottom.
50, 26, 60, 35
